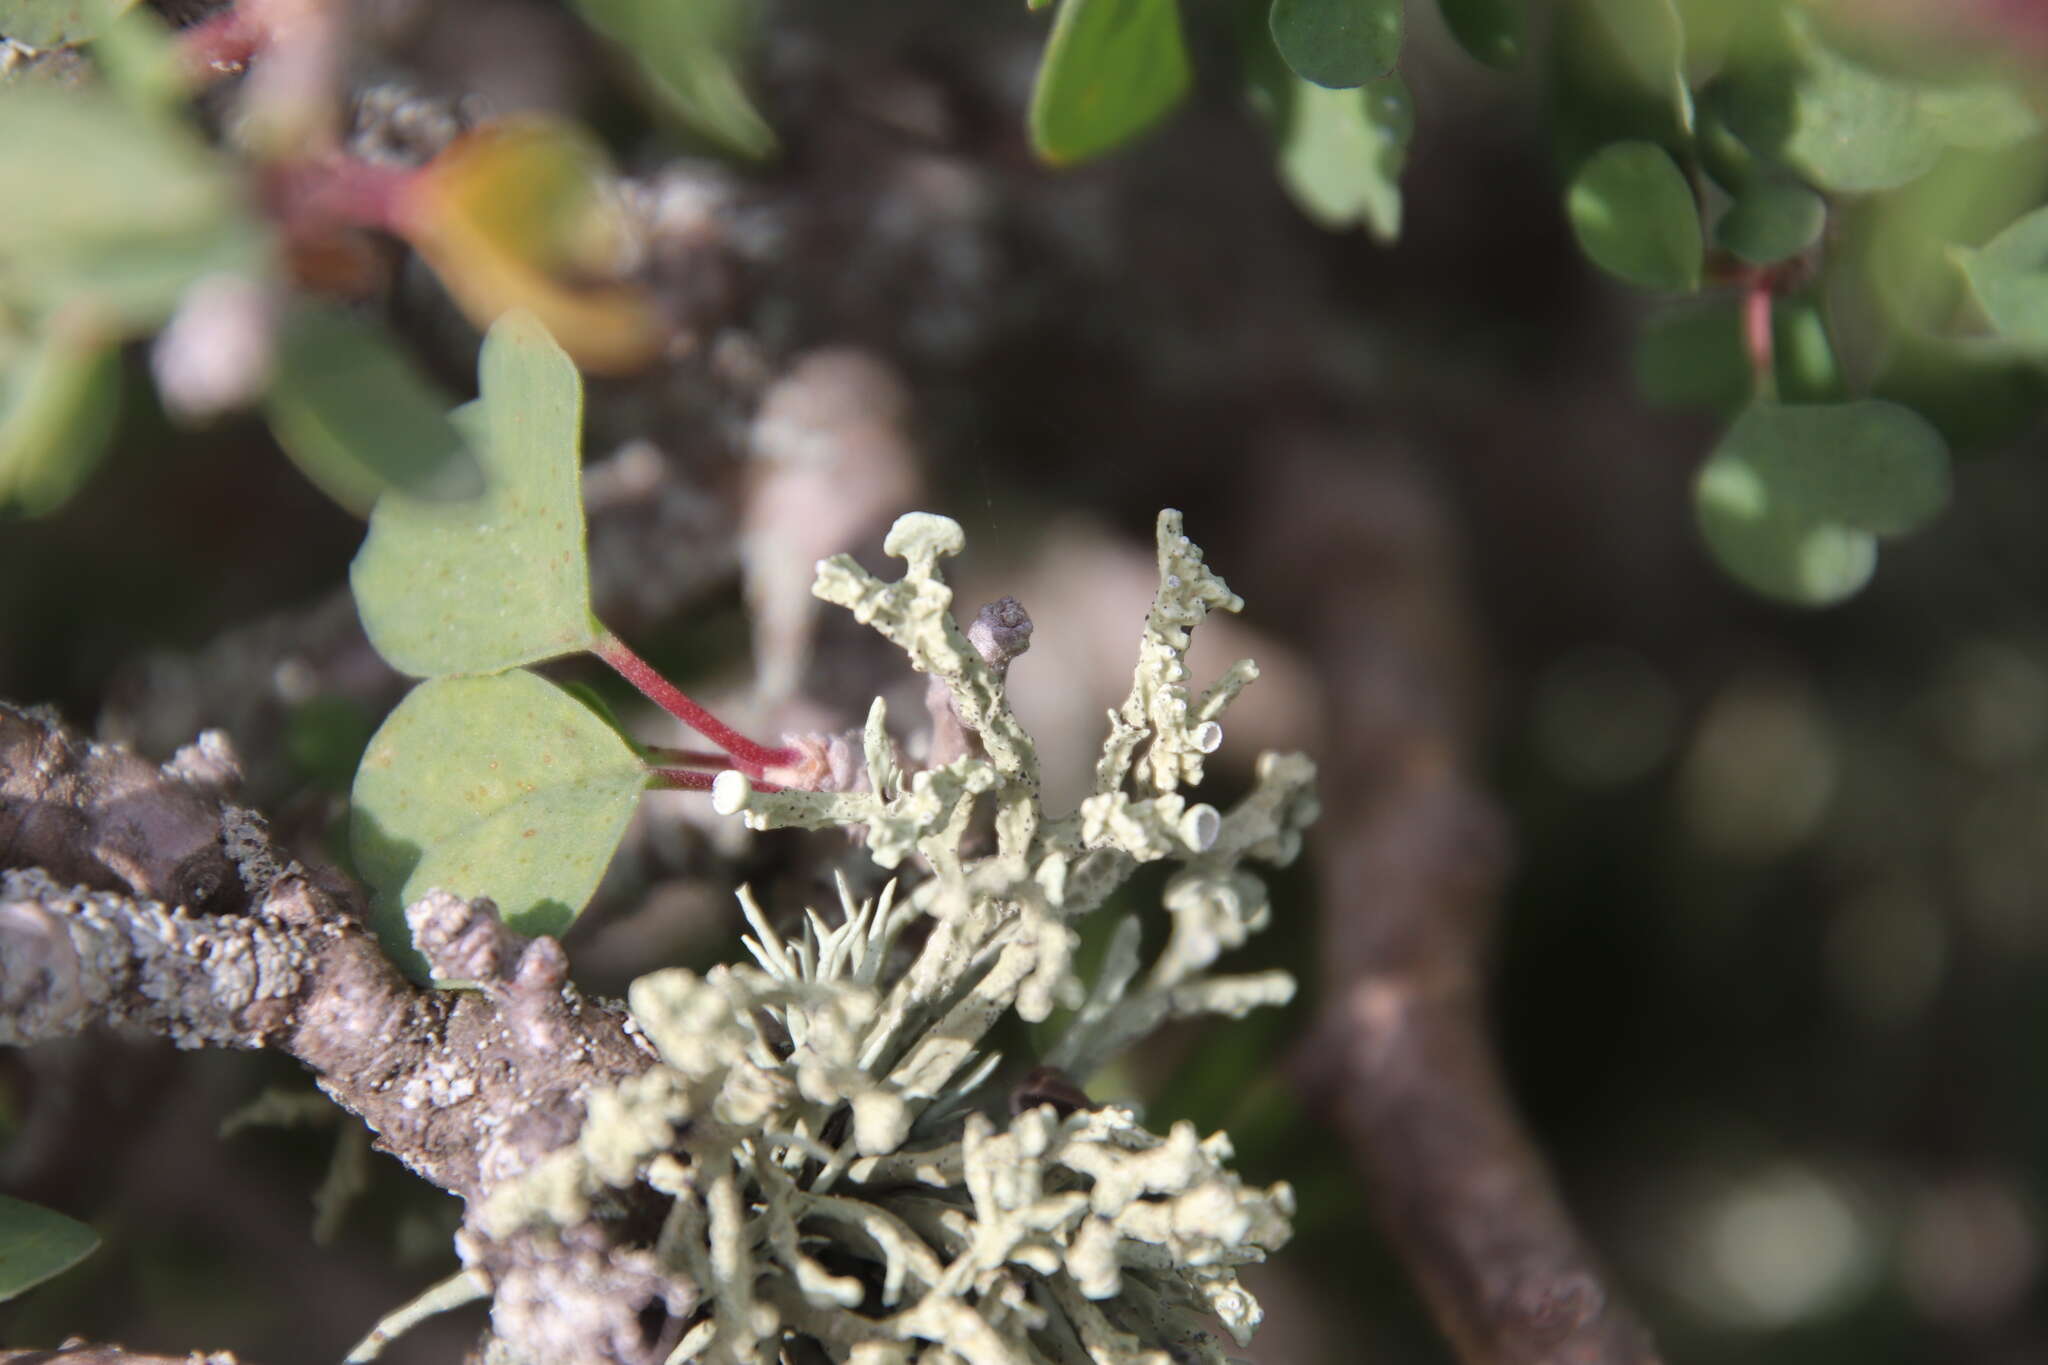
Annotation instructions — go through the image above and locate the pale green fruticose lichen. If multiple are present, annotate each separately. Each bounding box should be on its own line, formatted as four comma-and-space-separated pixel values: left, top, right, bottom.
485, 510, 1318, 1364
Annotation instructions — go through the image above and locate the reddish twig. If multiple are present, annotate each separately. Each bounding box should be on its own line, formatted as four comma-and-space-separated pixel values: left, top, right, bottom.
595, 633, 801, 779
647, 767, 780, 794
642, 745, 734, 770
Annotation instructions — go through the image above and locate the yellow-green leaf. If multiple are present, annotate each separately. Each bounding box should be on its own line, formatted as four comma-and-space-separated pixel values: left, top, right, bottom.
1029, 0, 1192, 166
350, 671, 647, 981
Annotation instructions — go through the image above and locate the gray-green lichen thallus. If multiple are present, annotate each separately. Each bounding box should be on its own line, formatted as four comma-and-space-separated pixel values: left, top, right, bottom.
481, 510, 1319, 1364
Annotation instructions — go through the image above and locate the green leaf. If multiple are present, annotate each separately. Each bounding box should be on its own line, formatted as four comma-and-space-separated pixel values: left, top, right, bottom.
1276, 76, 1411, 240
350, 671, 647, 981
285, 696, 378, 792
1695, 400, 1949, 606
568, 0, 775, 160
1729, 48, 1934, 194
0, 85, 263, 330
556, 680, 638, 748
1715, 179, 1826, 265
0, 0, 136, 49
1268, 0, 1401, 90
1567, 141, 1702, 292
0, 312, 121, 516
85, 3, 185, 113
0, 1194, 99, 1302
1437, 0, 1522, 71
1029, 0, 1192, 166
1915, 79, 2042, 153
1694, 92, 1760, 195
1634, 297, 1748, 412
266, 306, 482, 517
1772, 297, 1841, 402
350, 310, 601, 678
1718, 11, 2040, 196
1584, 0, 1692, 134
1871, 332, 2048, 455
1956, 206, 2048, 352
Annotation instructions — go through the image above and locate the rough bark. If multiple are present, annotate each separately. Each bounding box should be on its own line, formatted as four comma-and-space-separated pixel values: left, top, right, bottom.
0, 701, 690, 1362
0, 1346, 252, 1365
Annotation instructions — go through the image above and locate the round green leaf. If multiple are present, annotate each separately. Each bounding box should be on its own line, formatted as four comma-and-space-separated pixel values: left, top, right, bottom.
1567, 141, 1702, 293
1957, 206, 2048, 352
1028, 0, 1192, 166
1695, 400, 1949, 606
1268, 0, 1401, 90
350, 310, 600, 677
0, 1194, 99, 1303
1715, 179, 1826, 265
350, 671, 648, 981
1717, 12, 2038, 196
1437, 0, 1522, 71
1738, 45, 1936, 195
267, 306, 482, 517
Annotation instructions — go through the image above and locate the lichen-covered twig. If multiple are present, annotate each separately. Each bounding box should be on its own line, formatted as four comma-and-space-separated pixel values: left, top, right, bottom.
2, 510, 1314, 1365
0, 1346, 255, 1365
0, 700, 681, 1361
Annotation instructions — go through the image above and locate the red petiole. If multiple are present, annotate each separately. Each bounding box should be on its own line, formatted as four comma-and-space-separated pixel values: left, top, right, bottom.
597, 633, 802, 781
1741, 272, 1776, 399
180, 5, 266, 80
643, 745, 733, 769
649, 769, 782, 794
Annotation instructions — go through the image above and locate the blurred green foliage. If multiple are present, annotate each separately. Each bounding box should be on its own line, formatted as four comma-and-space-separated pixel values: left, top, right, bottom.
0, 1194, 99, 1303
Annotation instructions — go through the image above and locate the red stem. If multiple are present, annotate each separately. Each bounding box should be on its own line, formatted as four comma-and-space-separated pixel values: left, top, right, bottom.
652, 769, 783, 794
643, 745, 733, 769
265, 158, 419, 237
1742, 272, 1777, 399
597, 633, 801, 779
181, 6, 266, 80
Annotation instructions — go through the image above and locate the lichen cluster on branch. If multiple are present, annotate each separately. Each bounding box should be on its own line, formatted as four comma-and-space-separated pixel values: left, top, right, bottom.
482, 510, 1318, 1364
